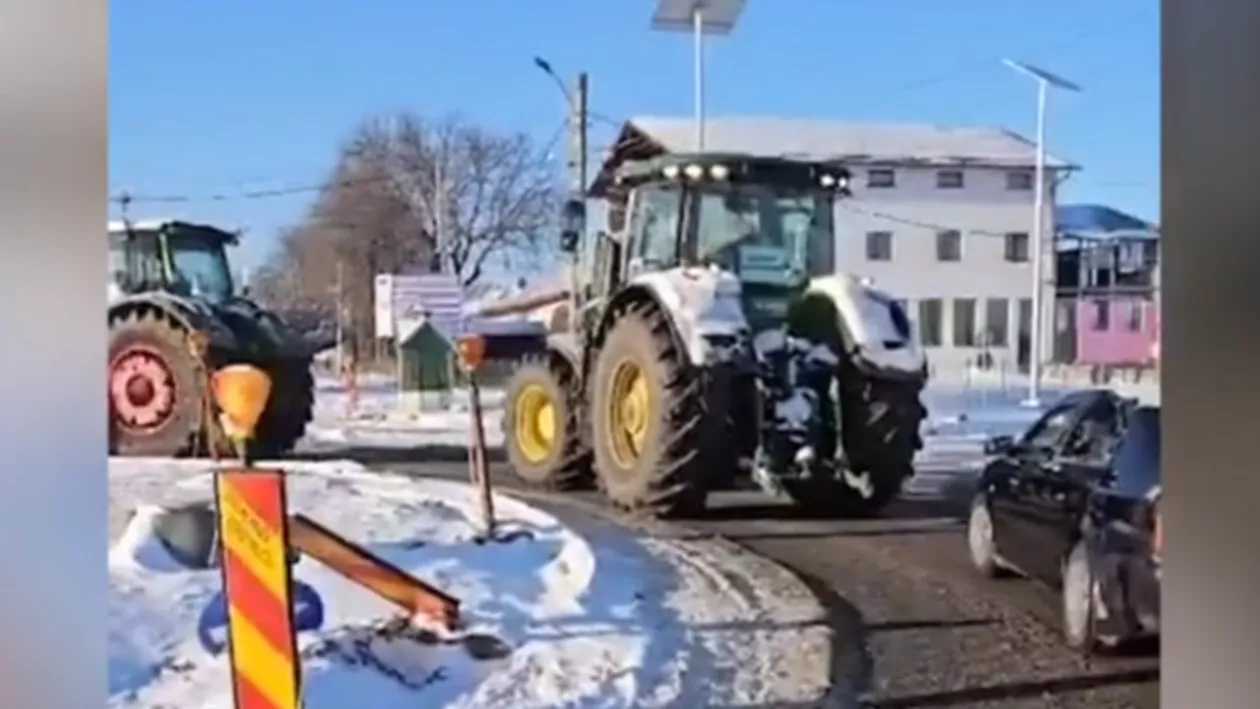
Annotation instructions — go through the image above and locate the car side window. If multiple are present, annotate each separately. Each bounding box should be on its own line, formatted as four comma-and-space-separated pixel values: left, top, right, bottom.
1022, 403, 1077, 450
1063, 398, 1121, 462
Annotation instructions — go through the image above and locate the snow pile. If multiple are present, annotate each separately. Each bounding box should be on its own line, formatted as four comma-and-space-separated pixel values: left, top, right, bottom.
108, 459, 832, 708
304, 376, 506, 451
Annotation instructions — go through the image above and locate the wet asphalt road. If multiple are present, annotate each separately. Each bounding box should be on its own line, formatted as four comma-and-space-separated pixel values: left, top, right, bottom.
307, 443, 1159, 708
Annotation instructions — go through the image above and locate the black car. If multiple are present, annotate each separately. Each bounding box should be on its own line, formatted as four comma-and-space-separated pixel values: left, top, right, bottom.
965, 389, 1161, 652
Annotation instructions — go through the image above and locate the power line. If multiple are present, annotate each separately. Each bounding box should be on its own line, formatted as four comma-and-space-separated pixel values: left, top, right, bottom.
112, 118, 573, 207
837, 202, 1018, 239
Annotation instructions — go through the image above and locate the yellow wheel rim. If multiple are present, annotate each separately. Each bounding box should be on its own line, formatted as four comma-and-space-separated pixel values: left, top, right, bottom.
514, 383, 557, 464
607, 358, 650, 468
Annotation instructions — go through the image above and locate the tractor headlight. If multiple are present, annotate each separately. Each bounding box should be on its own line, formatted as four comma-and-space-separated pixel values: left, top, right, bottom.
819, 173, 837, 188
662, 164, 681, 179
709, 164, 730, 180
683, 163, 704, 180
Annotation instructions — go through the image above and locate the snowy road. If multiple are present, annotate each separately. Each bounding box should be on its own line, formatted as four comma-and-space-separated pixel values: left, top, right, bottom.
302, 375, 1159, 708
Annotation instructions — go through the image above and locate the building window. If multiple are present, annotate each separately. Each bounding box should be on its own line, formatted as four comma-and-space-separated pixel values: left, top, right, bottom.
984, 298, 1009, 347
1018, 298, 1032, 336
918, 299, 942, 347
1092, 299, 1110, 331
936, 230, 962, 261
865, 231, 892, 261
936, 169, 965, 189
1004, 232, 1030, 263
867, 169, 895, 188
1006, 171, 1034, 190
953, 298, 977, 347
1125, 302, 1144, 332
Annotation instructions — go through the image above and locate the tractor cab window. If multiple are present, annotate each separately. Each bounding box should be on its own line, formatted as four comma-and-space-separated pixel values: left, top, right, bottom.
165, 228, 234, 304
108, 229, 165, 293
627, 184, 683, 270
692, 184, 833, 284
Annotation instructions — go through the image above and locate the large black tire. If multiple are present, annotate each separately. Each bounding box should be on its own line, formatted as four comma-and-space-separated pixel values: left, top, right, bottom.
501, 353, 592, 490
589, 303, 715, 518
780, 370, 925, 517
252, 360, 315, 458
108, 310, 207, 457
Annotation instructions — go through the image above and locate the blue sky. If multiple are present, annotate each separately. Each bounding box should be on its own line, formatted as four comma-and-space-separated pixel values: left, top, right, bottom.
109, 0, 1158, 273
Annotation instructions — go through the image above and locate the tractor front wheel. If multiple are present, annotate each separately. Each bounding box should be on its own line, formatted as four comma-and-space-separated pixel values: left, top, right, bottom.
590, 304, 714, 518
108, 311, 206, 457
502, 354, 591, 490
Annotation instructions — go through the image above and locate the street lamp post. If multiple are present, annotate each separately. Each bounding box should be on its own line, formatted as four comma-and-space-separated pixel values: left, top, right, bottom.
532, 57, 589, 321
1002, 59, 1081, 407
651, 0, 746, 152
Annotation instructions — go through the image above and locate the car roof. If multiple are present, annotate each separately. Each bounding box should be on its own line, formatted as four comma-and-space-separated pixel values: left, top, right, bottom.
1053, 388, 1115, 410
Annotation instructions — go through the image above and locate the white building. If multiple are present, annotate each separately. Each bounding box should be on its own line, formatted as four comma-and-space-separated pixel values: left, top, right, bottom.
598, 117, 1076, 374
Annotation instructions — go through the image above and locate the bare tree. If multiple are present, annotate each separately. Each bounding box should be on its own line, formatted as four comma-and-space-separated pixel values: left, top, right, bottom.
371, 112, 562, 286
257, 111, 562, 354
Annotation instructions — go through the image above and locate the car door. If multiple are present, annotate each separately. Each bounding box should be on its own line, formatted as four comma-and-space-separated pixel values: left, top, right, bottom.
988, 398, 1085, 573
1022, 395, 1123, 584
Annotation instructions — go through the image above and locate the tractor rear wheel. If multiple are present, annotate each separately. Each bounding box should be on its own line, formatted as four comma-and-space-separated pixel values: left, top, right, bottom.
590, 304, 714, 518
108, 311, 206, 457
502, 354, 592, 490
781, 373, 924, 517
252, 360, 315, 458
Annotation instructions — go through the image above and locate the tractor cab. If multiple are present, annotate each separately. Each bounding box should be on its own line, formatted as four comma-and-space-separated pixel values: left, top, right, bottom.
108, 219, 239, 305
591, 153, 852, 329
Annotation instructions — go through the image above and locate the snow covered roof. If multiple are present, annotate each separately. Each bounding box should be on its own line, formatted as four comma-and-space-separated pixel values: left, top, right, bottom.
613, 117, 1075, 169
1055, 204, 1158, 242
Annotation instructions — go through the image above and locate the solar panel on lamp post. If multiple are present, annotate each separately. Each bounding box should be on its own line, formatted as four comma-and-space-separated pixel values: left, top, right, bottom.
651, 0, 746, 152
1003, 58, 1081, 408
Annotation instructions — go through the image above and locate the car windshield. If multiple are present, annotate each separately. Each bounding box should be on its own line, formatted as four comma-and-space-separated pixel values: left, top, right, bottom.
693, 184, 834, 285
1111, 406, 1161, 498
166, 228, 234, 303
1022, 402, 1078, 449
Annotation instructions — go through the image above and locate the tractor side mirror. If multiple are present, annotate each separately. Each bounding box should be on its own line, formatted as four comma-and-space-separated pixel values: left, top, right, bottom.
983, 434, 1016, 456
559, 197, 586, 254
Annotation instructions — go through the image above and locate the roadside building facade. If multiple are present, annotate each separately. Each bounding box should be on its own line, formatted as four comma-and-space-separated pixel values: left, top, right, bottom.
595, 117, 1074, 375
1053, 204, 1160, 369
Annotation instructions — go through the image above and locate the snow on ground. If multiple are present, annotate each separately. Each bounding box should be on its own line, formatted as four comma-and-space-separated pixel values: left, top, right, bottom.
108, 458, 832, 708
299, 369, 1159, 501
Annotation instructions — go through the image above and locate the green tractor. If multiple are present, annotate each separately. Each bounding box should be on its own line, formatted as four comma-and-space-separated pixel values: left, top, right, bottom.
107, 219, 330, 458
487, 153, 929, 518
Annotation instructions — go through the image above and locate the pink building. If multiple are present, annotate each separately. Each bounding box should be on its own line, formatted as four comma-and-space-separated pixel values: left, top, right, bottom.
1072, 297, 1159, 366
1053, 205, 1160, 367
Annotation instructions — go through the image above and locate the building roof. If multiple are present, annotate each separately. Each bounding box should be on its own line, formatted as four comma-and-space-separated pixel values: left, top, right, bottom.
612, 116, 1074, 169
1056, 204, 1158, 241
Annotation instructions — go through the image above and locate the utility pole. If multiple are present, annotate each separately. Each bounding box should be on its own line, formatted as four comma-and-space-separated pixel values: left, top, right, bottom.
571, 72, 589, 195
565, 72, 589, 317
334, 260, 344, 377
434, 157, 445, 274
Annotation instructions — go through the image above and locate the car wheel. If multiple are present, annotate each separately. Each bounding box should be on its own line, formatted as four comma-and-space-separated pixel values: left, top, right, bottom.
1062, 540, 1098, 652
966, 494, 1006, 577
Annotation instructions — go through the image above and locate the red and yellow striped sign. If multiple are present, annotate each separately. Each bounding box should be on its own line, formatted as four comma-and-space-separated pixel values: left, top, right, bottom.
214, 468, 302, 709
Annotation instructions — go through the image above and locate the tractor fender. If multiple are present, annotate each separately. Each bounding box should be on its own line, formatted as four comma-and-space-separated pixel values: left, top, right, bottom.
107, 292, 238, 351
544, 332, 583, 374
598, 266, 749, 367
795, 273, 927, 381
